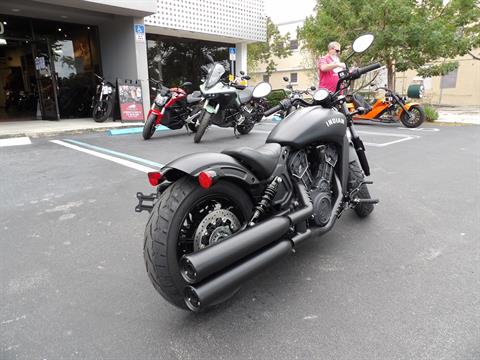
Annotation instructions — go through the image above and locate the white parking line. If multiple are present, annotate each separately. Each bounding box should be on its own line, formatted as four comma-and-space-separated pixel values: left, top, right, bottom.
50, 140, 156, 173
0, 137, 31, 147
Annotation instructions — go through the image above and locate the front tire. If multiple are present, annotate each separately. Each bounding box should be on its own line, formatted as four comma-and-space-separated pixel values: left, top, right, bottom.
194, 110, 211, 143
143, 177, 253, 310
348, 161, 374, 218
400, 105, 425, 128
237, 121, 254, 135
92, 99, 112, 122
143, 113, 157, 140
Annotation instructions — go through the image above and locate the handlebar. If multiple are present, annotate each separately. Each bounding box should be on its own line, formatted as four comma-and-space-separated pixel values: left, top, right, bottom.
349, 63, 382, 80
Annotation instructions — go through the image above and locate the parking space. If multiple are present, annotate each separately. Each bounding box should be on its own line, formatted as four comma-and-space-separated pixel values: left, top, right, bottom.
2, 122, 479, 359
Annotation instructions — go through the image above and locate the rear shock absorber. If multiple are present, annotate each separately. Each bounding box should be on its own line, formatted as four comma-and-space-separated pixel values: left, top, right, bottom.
249, 176, 282, 226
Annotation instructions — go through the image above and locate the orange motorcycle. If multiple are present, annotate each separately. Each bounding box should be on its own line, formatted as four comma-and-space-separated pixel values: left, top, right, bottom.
347, 87, 425, 128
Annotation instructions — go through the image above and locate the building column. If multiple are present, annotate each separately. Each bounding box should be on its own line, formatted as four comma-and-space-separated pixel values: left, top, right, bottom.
98, 16, 150, 119
235, 43, 248, 76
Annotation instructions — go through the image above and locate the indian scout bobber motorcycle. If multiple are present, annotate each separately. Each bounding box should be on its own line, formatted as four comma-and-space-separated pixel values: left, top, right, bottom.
142, 79, 203, 140
193, 55, 272, 143
136, 34, 380, 311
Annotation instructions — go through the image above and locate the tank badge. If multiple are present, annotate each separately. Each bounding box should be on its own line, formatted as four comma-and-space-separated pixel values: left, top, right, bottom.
326, 118, 345, 127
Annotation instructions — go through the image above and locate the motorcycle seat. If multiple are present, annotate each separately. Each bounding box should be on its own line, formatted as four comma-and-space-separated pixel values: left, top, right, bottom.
187, 91, 203, 104
222, 143, 281, 179
236, 87, 254, 104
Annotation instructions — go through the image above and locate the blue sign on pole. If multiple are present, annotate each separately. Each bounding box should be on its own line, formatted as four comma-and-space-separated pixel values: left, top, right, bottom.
134, 24, 145, 43
229, 47, 236, 61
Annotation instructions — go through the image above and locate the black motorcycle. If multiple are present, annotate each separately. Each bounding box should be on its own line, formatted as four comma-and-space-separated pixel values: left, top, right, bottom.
92, 73, 115, 122
136, 34, 380, 311
193, 56, 272, 143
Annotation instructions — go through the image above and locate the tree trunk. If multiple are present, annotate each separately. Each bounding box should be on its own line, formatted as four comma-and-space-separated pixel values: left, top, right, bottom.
387, 58, 395, 90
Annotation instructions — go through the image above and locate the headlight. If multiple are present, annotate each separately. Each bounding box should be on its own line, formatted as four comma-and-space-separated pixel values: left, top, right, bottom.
205, 63, 225, 89
154, 94, 169, 106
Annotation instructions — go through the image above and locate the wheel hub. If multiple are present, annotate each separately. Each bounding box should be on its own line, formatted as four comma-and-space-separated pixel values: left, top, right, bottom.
194, 209, 240, 251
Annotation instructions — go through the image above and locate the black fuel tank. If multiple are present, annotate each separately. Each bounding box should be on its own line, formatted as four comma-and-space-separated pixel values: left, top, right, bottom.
266, 106, 346, 148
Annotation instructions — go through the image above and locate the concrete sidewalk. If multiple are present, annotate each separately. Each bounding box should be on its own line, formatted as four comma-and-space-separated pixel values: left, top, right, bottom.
0, 118, 143, 138
435, 106, 480, 125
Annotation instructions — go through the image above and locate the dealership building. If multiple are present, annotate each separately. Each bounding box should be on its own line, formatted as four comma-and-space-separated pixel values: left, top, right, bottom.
0, 0, 266, 121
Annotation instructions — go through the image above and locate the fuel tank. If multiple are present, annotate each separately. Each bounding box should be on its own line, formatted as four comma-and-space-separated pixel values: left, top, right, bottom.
266, 106, 346, 148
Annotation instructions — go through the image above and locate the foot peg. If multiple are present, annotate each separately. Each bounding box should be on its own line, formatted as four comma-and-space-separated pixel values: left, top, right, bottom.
352, 198, 379, 205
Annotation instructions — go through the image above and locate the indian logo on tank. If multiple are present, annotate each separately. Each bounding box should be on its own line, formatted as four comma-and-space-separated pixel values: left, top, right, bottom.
326, 117, 345, 127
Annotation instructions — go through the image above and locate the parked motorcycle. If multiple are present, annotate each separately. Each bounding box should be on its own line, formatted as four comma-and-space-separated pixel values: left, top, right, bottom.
136, 34, 380, 311
193, 55, 272, 143
347, 86, 425, 128
142, 79, 203, 140
92, 73, 115, 123
274, 76, 317, 118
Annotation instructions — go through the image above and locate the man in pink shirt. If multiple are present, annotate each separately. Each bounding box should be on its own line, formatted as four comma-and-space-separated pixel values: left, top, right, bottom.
318, 41, 346, 93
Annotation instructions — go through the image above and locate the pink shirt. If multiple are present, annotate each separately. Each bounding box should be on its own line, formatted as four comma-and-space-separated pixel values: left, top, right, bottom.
318, 55, 340, 93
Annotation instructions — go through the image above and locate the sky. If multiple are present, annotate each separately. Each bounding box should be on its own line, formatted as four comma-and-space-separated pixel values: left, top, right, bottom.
264, 0, 316, 24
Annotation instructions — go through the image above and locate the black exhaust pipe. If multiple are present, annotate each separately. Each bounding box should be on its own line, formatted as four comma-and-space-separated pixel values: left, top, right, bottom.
184, 240, 293, 311
180, 182, 313, 284
180, 217, 291, 284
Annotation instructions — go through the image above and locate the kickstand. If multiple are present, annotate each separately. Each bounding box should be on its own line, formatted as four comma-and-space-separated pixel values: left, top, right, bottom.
233, 124, 240, 139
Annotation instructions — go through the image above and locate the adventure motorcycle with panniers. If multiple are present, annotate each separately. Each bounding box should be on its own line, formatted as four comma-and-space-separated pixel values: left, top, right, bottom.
193, 55, 272, 143
136, 34, 380, 311
142, 79, 203, 140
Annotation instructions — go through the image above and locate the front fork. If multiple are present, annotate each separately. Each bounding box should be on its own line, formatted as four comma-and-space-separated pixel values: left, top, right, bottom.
342, 102, 370, 176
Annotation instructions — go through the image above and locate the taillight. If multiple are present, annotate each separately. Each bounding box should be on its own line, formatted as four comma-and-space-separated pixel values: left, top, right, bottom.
198, 171, 216, 189
148, 172, 164, 186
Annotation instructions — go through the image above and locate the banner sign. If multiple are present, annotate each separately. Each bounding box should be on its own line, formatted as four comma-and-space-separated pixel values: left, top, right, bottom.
117, 79, 144, 122
229, 47, 236, 61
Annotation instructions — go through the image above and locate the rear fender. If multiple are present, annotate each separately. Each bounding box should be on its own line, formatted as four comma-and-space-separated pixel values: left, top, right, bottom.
160, 152, 260, 188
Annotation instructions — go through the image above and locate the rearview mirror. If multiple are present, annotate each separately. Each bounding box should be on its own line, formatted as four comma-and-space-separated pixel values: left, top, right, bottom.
352, 33, 375, 53
252, 82, 272, 98
283, 76, 289, 82
240, 70, 245, 75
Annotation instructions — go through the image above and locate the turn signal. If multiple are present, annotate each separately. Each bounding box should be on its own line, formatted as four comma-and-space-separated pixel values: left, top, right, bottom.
147, 172, 163, 186
198, 171, 216, 189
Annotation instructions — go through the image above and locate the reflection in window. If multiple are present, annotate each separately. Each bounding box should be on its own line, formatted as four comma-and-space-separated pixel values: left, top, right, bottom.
147, 35, 233, 92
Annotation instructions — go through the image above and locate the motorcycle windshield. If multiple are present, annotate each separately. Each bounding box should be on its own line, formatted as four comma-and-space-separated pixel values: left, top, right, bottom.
205, 63, 225, 89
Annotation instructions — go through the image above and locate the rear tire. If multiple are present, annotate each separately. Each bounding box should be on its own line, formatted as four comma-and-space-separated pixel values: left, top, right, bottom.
348, 161, 374, 218
92, 99, 112, 123
143, 177, 253, 310
142, 113, 157, 140
400, 105, 425, 128
194, 110, 211, 143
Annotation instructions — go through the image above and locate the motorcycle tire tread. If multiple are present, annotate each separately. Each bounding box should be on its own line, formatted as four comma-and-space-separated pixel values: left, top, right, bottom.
143, 113, 157, 140
348, 161, 374, 218
143, 177, 253, 310
400, 105, 425, 128
194, 111, 210, 143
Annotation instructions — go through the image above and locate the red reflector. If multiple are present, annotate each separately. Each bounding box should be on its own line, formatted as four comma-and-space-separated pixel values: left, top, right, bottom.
198, 171, 214, 189
148, 172, 163, 186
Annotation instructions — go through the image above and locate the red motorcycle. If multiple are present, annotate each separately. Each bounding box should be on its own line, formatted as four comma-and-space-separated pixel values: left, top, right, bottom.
143, 79, 203, 140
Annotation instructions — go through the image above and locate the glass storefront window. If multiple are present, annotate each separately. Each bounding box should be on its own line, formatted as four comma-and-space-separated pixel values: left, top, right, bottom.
147, 34, 233, 95
0, 14, 101, 120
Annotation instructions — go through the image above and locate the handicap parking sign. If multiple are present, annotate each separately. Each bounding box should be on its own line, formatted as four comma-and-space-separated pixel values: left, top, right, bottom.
134, 24, 145, 43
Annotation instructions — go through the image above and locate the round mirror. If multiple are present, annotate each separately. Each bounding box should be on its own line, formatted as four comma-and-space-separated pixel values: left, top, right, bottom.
252, 82, 272, 98
313, 88, 330, 102
352, 33, 375, 53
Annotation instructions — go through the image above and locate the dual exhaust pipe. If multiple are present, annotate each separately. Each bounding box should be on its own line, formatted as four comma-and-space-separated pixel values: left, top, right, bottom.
181, 179, 342, 311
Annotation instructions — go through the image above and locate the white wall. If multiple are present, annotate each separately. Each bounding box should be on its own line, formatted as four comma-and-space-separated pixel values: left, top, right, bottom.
99, 16, 150, 118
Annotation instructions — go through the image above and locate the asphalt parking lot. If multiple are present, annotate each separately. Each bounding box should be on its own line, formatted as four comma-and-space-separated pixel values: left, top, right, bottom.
1, 120, 479, 359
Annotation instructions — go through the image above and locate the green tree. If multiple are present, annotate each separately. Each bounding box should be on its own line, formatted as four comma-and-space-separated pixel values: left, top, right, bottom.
298, 0, 480, 89
248, 17, 292, 75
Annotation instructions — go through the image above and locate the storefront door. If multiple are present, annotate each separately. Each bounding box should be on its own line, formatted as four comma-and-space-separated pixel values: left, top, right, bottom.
31, 40, 60, 120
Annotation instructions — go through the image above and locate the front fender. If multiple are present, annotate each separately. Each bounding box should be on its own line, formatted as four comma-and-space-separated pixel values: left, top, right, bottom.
161, 152, 260, 186
402, 102, 421, 112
